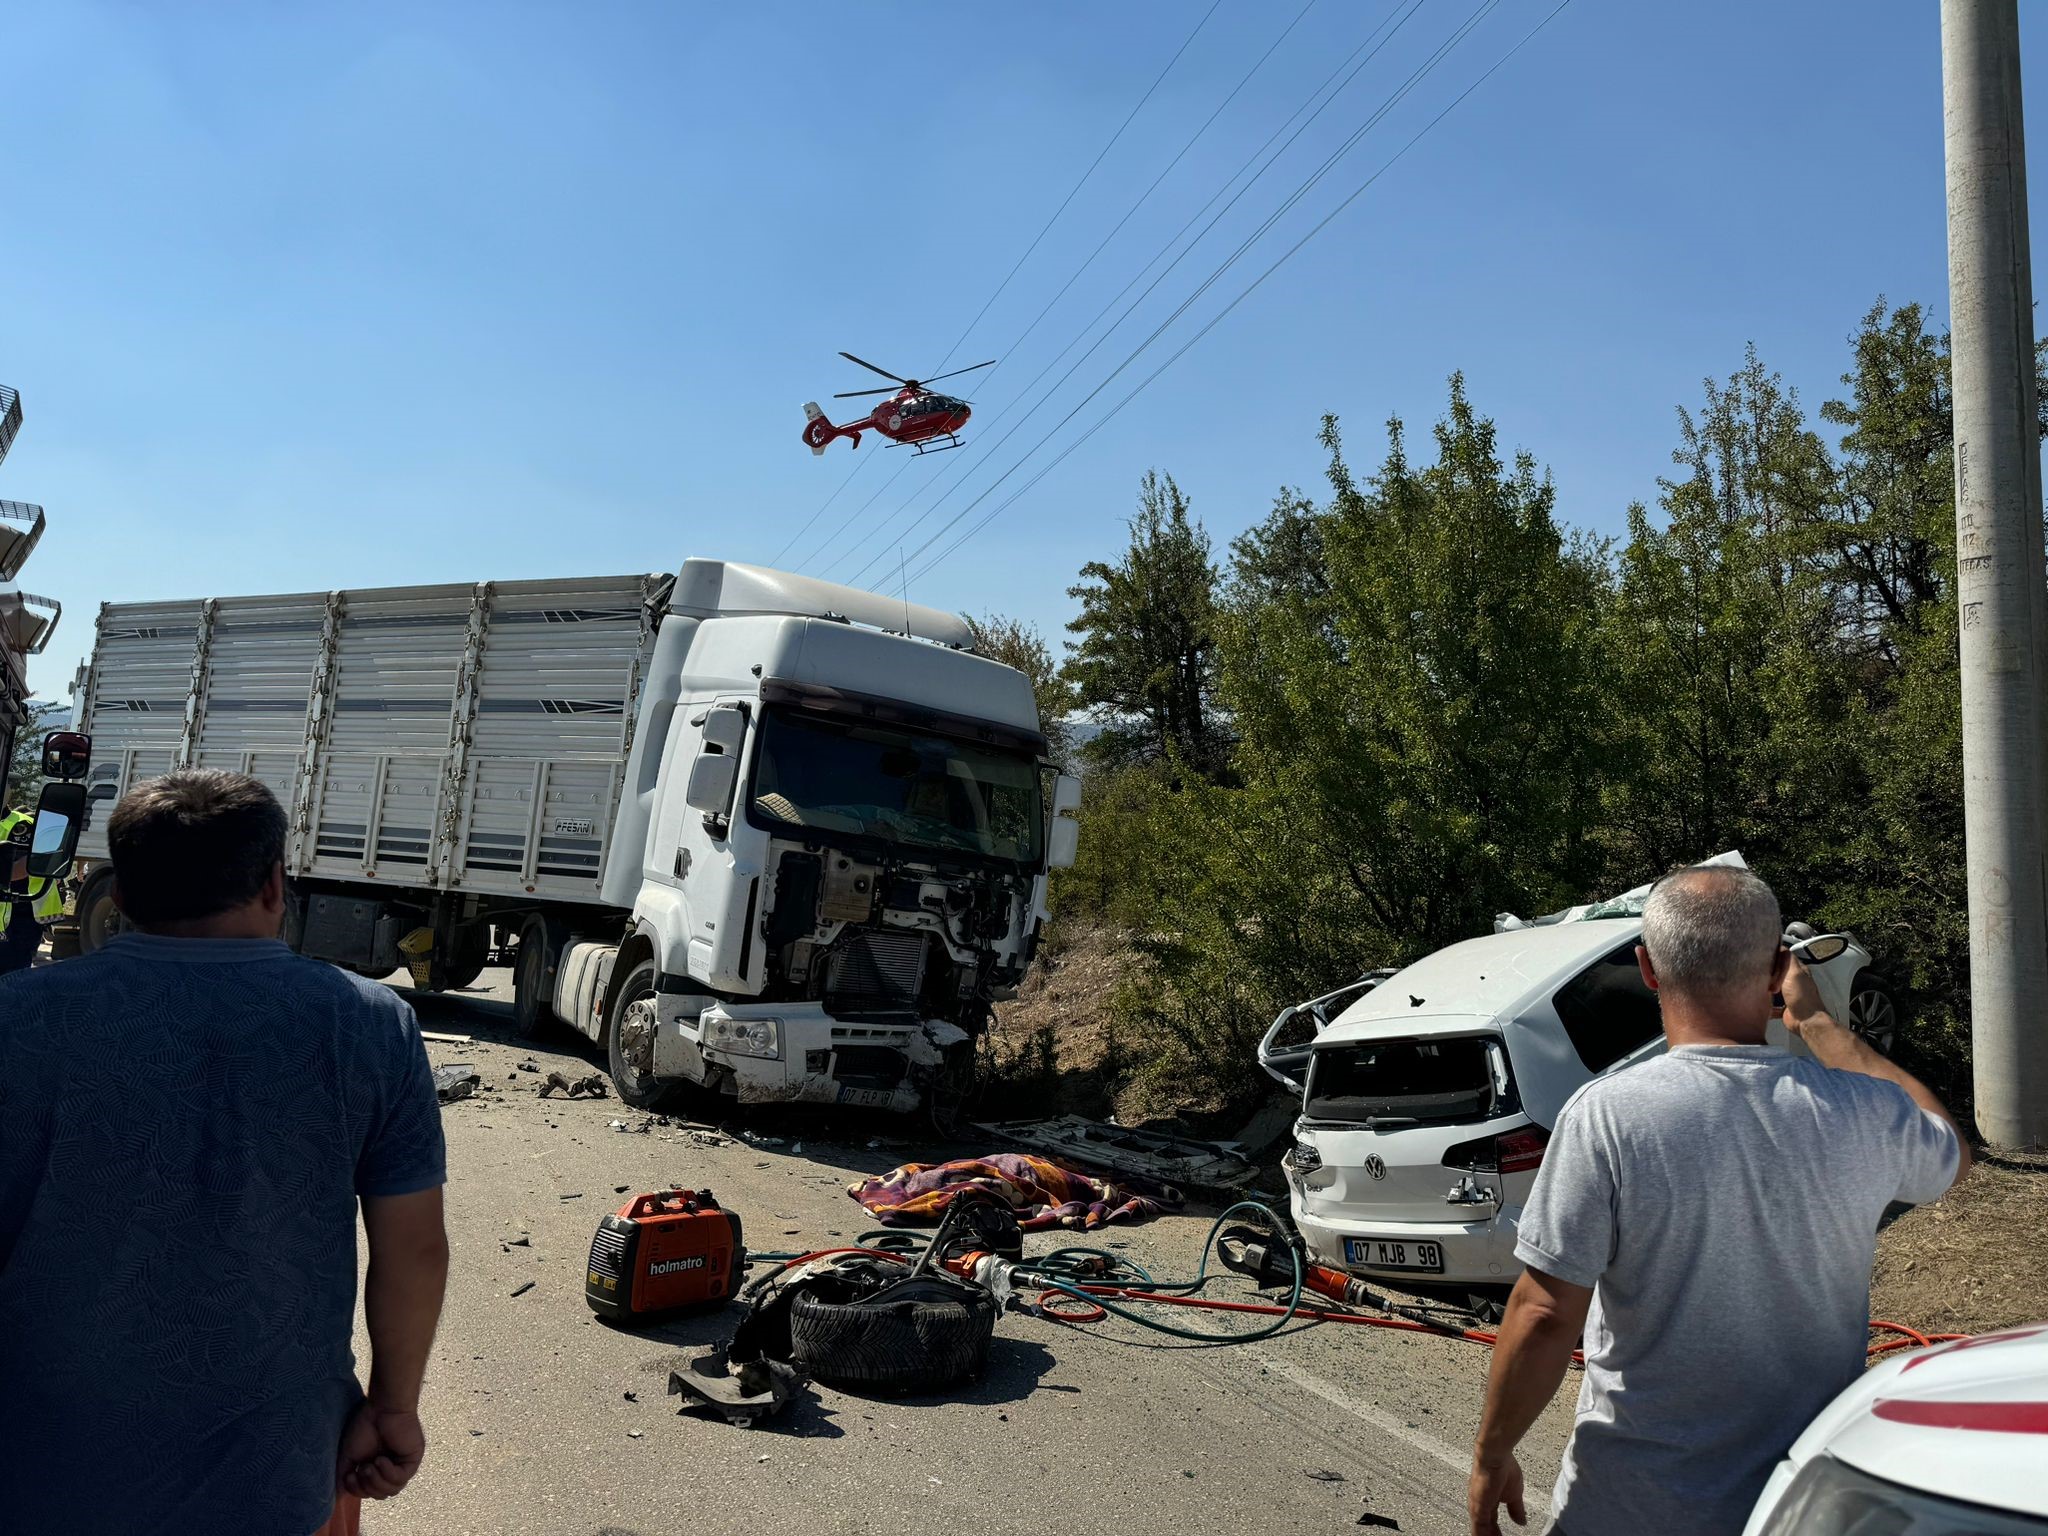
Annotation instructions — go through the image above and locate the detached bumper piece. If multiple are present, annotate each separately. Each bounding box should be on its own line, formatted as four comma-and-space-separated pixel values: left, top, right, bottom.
667, 1352, 807, 1429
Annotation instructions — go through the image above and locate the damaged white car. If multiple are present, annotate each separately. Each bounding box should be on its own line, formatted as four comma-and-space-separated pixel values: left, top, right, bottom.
1258, 865, 1891, 1295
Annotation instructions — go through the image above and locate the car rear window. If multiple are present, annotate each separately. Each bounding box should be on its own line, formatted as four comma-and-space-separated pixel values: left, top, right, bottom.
1552, 939, 1664, 1071
1304, 1035, 1513, 1126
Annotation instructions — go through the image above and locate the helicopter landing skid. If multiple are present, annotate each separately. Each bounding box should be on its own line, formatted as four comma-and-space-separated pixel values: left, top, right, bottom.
893, 433, 964, 455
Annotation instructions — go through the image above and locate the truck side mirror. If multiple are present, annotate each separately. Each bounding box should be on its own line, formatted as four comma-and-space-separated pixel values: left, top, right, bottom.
26, 780, 87, 880
684, 754, 739, 815
1046, 772, 1082, 870
701, 705, 746, 753
40, 730, 92, 781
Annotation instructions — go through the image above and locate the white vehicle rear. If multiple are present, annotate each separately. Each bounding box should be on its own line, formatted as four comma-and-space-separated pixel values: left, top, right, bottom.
1271, 915, 1873, 1291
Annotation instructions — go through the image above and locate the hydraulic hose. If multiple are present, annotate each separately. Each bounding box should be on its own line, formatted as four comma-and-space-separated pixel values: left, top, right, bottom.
749, 1209, 1966, 1361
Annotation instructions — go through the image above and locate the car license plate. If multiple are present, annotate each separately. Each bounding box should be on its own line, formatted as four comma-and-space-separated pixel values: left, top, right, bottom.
836, 1085, 894, 1108
1344, 1238, 1444, 1273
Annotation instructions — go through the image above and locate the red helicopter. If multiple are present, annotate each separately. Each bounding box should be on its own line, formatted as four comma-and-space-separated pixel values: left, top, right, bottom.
801, 352, 995, 456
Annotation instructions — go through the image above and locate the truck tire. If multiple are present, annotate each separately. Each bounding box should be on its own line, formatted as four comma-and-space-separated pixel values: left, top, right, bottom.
605, 958, 688, 1113
787, 1279, 996, 1393
512, 915, 568, 1040
435, 922, 492, 993
75, 867, 126, 955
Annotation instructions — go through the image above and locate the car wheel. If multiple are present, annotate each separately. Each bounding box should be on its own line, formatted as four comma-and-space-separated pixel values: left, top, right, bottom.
606, 958, 687, 1112
787, 1278, 996, 1393
1847, 971, 1900, 1055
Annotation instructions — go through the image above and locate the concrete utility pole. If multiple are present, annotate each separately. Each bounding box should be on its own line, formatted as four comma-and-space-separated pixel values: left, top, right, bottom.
1943, 0, 2048, 1148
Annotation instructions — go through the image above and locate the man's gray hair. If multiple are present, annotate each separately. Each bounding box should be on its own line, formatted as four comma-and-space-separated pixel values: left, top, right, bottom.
1641, 864, 1783, 999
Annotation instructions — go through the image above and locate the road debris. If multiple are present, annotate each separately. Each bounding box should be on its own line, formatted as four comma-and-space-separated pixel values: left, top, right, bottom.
1306, 1469, 1346, 1482
420, 1030, 473, 1044
974, 1115, 1256, 1194
432, 1064, 481, 1104
737, 1130, 785, 1147
626, 1429, 644, 1439
560, 1193, 584, 1201
668, 1351, 808, 1428
515, 1060, 540, 1074
539, 1071, 608, 1100
506, 1235, 531, 1247
850, 1152, 1180, 1230
510, 1281, 536, 1298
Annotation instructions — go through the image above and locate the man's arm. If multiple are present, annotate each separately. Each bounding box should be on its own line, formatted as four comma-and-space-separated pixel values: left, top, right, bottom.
340, 1187, 449, 1500
1781, 955, 1972, 1189
1470, 1267, 1591, 1536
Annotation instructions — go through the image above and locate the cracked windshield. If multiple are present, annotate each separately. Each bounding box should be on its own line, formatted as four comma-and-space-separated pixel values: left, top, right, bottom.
750, 708, 1042, 863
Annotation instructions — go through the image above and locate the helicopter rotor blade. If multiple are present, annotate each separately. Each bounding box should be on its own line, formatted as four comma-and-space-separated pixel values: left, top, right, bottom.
839, 352, 907, 383
919, 359, 997, 385
833, 387, 898, 398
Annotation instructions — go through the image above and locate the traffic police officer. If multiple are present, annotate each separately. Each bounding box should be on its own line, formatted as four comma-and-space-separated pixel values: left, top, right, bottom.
1, 804, 63, 973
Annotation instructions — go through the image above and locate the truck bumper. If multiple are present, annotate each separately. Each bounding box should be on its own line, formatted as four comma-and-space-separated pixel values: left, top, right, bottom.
652, 1001, 966, 1114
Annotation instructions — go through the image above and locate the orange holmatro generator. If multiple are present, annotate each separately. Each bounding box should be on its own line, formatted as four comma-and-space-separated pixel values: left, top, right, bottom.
585, 1189, 746, 1321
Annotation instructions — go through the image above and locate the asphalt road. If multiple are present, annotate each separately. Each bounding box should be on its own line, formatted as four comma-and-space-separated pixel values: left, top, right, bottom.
362, 970, 1576, 1536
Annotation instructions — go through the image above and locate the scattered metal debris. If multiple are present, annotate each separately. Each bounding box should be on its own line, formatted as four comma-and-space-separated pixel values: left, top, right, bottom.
560, 1193, 584, 1201
432, 1064, 481, 1104
539, 1071, 609, 1099
1307, 1469, 1347, 1482
510, 1281, 536, 1298
516, 1060, 540, 1074
420, 1030, 473, 1045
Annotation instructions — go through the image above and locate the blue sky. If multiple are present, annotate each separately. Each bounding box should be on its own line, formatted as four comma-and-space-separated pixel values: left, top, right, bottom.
1, 0, 2036, 699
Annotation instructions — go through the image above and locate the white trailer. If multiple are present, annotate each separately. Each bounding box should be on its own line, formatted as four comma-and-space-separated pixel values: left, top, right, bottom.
70, 559, 1079, 1120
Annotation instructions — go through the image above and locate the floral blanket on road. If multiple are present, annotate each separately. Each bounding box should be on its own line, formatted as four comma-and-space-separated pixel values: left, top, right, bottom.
848, 1153, 1180, 1230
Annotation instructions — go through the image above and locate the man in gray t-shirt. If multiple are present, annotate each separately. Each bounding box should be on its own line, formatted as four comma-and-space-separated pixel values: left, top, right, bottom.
1469, 865, 1968, 1536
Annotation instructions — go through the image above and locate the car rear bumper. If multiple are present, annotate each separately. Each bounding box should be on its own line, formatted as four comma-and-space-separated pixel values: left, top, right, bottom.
1289, 1193, 1525, 1287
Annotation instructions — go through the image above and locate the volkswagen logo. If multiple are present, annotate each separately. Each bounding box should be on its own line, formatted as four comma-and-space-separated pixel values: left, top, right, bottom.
1363, 1154, 1387, 1181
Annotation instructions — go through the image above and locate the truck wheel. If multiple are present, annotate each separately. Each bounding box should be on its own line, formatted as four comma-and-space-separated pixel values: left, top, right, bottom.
606, 958, 686, 1112
436, 922, 492, 992
1847, 970, 1900, 1055
75, 868, 127, 955
512, 915, 567, 1040
787, 1278, 997, 1393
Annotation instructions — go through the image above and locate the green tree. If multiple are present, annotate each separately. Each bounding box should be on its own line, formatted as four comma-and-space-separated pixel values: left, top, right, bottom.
4, 699, 66, 810
966, 612, 1074, 768
1064, 471, 1228, 779
1103, 381, 1616, 1110
1601, 347, 1846, 892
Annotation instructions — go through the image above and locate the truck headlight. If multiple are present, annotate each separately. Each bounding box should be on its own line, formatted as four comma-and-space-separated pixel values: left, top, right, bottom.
706, 1016, 781, 1060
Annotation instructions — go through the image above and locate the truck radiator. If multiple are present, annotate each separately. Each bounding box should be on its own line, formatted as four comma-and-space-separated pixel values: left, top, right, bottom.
823, 929, 926, 1016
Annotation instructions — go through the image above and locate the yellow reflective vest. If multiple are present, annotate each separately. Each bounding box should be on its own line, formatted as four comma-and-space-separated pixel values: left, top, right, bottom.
0, 808, 66, 922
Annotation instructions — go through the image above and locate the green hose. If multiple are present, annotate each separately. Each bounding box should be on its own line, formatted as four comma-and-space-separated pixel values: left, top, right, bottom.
755, 1200, 1306, 1345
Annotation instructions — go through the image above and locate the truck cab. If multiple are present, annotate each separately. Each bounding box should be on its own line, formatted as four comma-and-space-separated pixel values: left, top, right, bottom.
544, 560, 1080, 1119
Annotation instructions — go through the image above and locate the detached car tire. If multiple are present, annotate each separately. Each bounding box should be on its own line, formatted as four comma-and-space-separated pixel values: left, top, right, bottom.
787, 1277, 997, 1393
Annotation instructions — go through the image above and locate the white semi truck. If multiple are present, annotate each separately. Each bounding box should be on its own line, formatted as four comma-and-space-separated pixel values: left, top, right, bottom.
68, 559, 1080, 1118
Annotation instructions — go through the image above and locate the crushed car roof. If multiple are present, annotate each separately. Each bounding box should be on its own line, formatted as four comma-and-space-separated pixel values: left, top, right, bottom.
1322, 918, 1643, 1043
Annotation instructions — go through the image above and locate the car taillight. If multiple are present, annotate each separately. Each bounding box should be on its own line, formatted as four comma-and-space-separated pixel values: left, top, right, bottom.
1442, 1126, 1549, 1175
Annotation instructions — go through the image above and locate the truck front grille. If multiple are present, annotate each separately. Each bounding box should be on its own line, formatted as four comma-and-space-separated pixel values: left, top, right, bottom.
823, 929, 926, 1016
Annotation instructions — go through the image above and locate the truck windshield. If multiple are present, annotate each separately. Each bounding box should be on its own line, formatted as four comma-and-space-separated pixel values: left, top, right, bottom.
1303, 1035, 1513, 1126
749, 708, 1043, 864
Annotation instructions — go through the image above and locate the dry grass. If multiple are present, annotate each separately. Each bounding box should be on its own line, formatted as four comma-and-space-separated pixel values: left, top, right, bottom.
1871, 1147, 2048, 1337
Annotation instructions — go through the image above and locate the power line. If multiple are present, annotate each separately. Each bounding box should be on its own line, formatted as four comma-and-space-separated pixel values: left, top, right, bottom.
910, 0, 1575, 584
771, 450, 872, 567
928, 0, 1227, 377
844, 0, 1453, 586
798, 455, 920, 574
836, 0, 1427, 584
799, 3, 1228, 576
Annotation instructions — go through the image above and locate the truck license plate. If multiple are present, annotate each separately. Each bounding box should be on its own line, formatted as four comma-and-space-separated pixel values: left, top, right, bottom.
836, 1086, 894, 1108
1344, 1238, 1444, 1273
